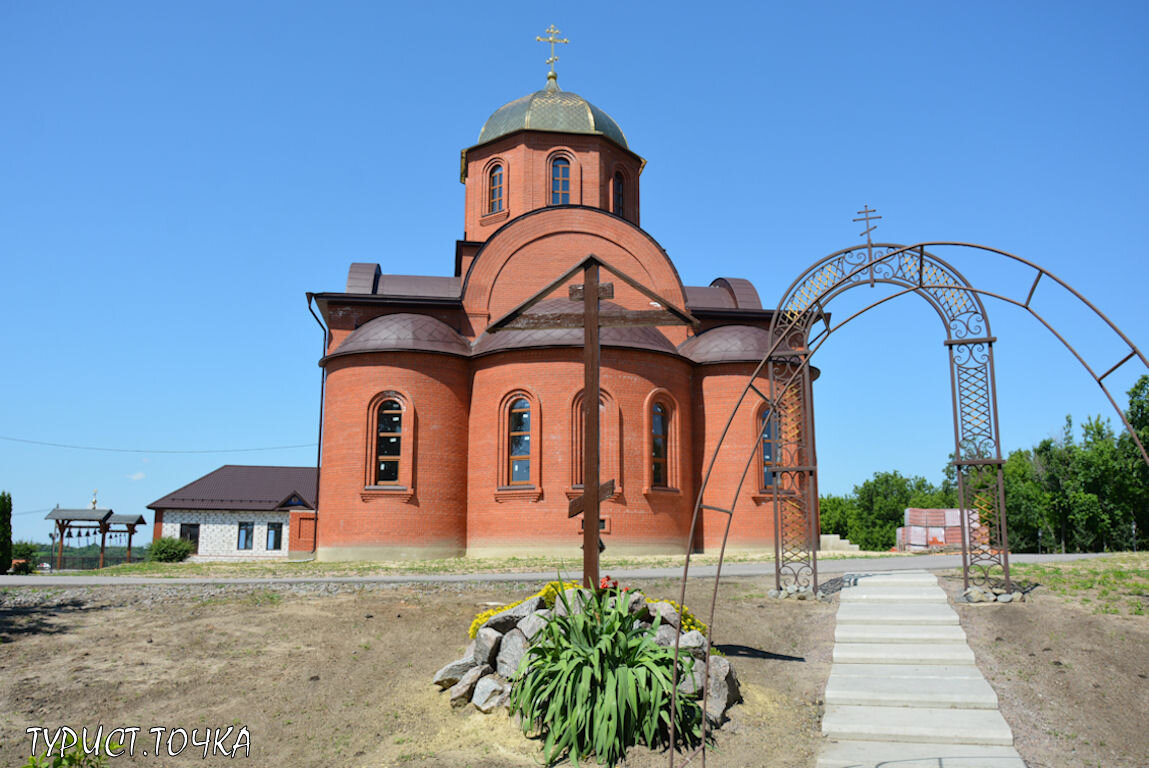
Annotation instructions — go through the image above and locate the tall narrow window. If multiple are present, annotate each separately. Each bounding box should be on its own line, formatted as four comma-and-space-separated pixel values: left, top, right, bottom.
613, 172, 624, 216
488, 164, 503, 213
376, 399, 402, 484
760, 411, 776, 489
551, 158, 570, 205
237, 522, 254, 551
651, 402, 668, 487
509, 397, 531, 484
266, 522, 283, 551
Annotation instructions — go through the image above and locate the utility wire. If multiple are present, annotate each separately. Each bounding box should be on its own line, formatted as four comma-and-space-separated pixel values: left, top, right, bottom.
13, 508, 54, 517
0, 435, 316, 454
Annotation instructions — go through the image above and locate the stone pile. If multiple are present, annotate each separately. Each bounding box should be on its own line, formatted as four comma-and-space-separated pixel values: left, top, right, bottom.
767, 584, 831, 602
432, 588, 742, 725
959, 585, 1026, 604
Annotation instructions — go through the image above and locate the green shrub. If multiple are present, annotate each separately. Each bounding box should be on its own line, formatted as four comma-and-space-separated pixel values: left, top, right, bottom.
11, 541, 39, 574
510, 586, 703, 766
148, 536, 193, 563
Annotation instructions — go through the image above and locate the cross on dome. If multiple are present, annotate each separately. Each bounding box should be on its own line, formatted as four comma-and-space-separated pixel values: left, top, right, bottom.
536, 24, 569, 83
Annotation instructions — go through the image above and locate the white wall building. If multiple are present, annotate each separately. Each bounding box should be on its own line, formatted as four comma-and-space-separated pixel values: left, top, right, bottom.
148, 465, 317, 561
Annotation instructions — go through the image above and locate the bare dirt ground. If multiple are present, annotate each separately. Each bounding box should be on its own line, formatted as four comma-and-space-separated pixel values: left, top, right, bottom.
939, 562, 1149, 768
0, 576, 834, 767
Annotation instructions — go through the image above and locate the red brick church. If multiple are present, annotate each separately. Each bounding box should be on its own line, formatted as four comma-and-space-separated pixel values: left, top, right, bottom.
152, 62, 816, 561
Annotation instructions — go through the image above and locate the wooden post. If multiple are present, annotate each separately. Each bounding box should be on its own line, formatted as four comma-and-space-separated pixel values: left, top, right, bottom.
582, 262, 601, 589
98, 523, 107, 569
126, 525, 135, 563
56, 521, 66, 570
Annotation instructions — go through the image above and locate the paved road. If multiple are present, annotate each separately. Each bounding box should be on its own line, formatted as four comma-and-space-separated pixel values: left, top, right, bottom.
0, 552, 1107, 587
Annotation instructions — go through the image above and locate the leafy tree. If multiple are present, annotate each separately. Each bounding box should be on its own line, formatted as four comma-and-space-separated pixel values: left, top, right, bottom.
848, 471, 952, 551
818, 494, 856, 538
0, 491, 11, 574
1001, 449, 1052, 552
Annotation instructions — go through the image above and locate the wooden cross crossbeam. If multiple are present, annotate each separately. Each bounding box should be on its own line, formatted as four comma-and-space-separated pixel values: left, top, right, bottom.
487, 255, 697, 588
568, 479, 616, 518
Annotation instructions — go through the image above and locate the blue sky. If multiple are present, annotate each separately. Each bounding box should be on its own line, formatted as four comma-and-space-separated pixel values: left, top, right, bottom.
2, 1, 1147, 544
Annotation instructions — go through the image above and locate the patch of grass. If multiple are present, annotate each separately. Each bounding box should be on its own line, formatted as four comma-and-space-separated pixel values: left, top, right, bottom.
94, 548, 910, 580
1010, 553, 1148, 617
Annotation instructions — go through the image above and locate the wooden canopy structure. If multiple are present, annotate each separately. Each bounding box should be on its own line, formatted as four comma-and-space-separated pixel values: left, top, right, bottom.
46, 501, 146, 570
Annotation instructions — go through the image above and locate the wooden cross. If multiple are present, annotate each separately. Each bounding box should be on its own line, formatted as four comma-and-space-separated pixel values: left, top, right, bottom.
536, 25, 569, 76
486, 255, 697, 588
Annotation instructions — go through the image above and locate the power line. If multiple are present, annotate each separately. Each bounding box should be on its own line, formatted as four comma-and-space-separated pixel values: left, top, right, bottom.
13, 508, 53, 517
0, 435, 316, 454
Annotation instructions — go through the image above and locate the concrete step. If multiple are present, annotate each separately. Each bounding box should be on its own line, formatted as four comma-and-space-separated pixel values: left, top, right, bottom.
820, 533, 862, 552
822, 705, 1014, 746
833, 642, 975, 665
839, 587, 948, 604
852, 573, 939, 587
830, 663, 984, 680
825, 673, 999, 709
835, 624, 967, 644
835, 604, 959, 625
817, 740, 1026, 768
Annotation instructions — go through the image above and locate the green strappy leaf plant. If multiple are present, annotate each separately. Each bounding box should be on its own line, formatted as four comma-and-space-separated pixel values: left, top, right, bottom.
509, 584, 704, 766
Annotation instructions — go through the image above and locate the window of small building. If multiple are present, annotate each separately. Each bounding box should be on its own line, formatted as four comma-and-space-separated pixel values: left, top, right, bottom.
266, 522, 283, 551
551, 158, 570, 205
376, 399, 403, 484
651, 402, 669, 487
237, 522, 254, 550
488, 164, 504, 213
509, 397, 531, 484
613, 171, 624, 217
179, 523, 200, 554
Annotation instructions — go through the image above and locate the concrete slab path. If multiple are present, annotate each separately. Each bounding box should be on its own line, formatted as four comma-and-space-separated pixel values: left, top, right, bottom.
818, 570, 1026, 768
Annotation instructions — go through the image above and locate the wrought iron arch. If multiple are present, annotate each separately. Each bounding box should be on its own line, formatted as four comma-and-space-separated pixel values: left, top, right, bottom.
774, 242, 1006, 591
668, 240, 1149, 766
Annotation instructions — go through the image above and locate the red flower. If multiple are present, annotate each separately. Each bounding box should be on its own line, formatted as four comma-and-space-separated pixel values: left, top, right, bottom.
599, 575, 619, 590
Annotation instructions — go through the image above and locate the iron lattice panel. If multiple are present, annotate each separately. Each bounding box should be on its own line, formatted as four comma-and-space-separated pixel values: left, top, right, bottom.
782, 246, 987, 341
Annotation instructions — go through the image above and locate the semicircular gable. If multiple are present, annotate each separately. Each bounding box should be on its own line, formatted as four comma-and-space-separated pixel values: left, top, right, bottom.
462, 207, 687, 340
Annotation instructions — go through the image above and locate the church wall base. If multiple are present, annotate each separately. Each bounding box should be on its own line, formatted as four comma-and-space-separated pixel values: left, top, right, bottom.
316, 543, 467, 562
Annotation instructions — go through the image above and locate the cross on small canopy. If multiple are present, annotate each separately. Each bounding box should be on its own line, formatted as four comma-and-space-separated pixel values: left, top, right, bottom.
486, 255, 697, 587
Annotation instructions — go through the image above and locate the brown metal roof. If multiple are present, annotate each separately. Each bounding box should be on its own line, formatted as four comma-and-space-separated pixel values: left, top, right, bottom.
148, 466, 318, 511
473, 298, 678, 357
343, 264, 462, 300
377, 275, 461, 300
685, 285, 736, 309
324, 313, 471, 362
678, 324, 775, 364
346, 262, 381, 293
711, 278, 762, 309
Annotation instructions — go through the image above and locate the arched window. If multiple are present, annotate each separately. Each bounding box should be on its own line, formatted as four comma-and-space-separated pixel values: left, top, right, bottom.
613, 171, 624, 216
551, 157, 570, 205
375, 399, 403, 484
760, 410, 776, 489
569, 390, 621, 498
509, 397, 531, 485
488, 164, 503, 213
651, 402, 669, 487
